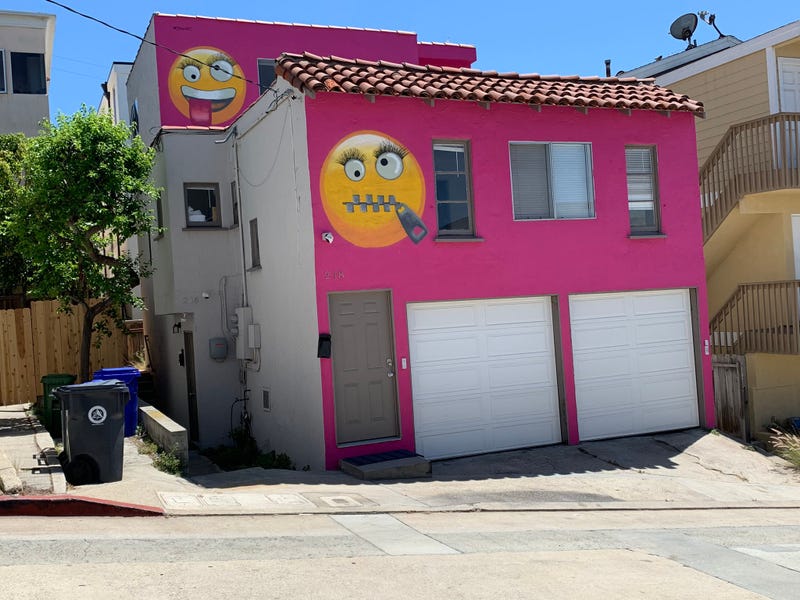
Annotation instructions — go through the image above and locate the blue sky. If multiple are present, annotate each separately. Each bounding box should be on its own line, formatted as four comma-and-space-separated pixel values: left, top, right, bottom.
7, 0, 800, 118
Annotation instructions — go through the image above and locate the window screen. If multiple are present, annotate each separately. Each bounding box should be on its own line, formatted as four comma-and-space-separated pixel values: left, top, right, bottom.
434, 142, 473, 235
249, 219, 261, 268
184, 184, 220, 227
626, 146, 659, 233
258, 59, 276, 95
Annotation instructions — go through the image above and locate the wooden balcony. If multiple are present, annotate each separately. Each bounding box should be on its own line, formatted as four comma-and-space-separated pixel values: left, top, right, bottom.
701, 112, 800, 242
710, 280, 800, 355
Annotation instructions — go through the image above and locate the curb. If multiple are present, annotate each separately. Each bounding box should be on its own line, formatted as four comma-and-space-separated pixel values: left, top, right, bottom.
0, 495, 165, 517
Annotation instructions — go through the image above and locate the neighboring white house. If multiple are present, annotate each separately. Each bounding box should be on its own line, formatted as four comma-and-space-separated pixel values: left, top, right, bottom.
0, 10, 55, 136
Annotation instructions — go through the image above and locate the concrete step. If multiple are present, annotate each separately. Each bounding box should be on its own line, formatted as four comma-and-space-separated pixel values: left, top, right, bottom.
340, 450, 431, 480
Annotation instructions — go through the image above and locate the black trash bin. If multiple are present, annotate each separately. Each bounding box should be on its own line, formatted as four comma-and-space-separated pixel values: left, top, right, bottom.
55, 380, 128, 485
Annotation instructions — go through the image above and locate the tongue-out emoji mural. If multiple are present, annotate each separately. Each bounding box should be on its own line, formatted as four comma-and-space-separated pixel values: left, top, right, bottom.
320, 131, 427, 248
167, 47, 246, 126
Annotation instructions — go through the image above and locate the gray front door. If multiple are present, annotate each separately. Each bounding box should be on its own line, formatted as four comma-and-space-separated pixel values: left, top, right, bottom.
330, 291, 399, 444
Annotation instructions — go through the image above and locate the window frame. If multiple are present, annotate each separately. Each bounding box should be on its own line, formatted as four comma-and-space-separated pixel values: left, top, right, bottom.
0, 49, 6, 94
509, 141, 595, 221
10, 51, 46, 95
257, 58, 276, 95
433, 140, 476, 238
183, 183, 221, 228
625, 145, 661, 236
249, 218, 261, 269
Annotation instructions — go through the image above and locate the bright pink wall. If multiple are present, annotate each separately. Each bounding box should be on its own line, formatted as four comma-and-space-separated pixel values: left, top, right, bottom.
152, 15, 475, 128
305, 93, 714, 469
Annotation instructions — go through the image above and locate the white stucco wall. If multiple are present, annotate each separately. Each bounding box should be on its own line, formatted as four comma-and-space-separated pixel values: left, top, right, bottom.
125, 18, 160, 147
0, 11, 54, 136
233, 85, 324, 469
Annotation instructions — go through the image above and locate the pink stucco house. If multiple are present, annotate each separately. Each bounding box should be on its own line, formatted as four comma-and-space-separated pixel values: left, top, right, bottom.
121, 15, 713, 470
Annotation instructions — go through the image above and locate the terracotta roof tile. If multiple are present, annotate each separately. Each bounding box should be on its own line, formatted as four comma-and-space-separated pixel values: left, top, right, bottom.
276, 52, 704, 115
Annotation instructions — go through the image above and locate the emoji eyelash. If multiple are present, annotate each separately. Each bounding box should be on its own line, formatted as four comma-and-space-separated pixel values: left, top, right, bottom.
206, 53, 237, 67
374, 141, 408, 159
337, 148, 367, 166
176, 57, 203, 70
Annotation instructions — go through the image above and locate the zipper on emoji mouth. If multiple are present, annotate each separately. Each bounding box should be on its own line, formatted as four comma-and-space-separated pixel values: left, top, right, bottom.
342, 194, 428, 244
343, 194, 398, 213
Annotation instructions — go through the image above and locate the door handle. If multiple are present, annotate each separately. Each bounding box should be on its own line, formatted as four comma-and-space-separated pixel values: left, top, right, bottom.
386, 358, 394, 378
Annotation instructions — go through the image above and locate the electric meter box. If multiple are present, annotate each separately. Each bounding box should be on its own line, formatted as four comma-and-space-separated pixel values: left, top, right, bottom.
209, 337, 228, 360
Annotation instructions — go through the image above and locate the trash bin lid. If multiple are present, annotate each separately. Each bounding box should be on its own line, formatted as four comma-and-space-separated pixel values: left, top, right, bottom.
92, 367, 141, 381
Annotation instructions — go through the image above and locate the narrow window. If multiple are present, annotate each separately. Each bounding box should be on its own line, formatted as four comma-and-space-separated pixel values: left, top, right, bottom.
257, 59, 276, 95
155, 193, 164, 231
0, 50, 6, 94
231, 181, 239, 227
249, 219, 261, 268
10, 52, 46, 94
184, 183, 221, 227
433, 141, 474, 236
626, 146, 660, 234
510, 142, 594, 220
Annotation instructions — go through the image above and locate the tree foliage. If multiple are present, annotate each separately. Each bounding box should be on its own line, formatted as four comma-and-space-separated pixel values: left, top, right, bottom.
8, 108, 157, 380
0, 133, 29, 295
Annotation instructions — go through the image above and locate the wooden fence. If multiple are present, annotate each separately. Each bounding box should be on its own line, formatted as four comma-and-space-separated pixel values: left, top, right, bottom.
0, 300, 135, 406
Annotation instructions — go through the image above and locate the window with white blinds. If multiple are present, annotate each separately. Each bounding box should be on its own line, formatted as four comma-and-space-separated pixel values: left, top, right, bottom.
626, 146, 659, 234
510, 142, 594, 219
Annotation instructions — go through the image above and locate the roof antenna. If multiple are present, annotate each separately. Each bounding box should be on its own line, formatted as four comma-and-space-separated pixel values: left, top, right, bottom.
698, 11, 725, 38
669, 13, 699, 50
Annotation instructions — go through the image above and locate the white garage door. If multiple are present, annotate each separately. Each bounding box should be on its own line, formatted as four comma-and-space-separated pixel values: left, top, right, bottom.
408, 298, 562, 459
570, 289, 699, 441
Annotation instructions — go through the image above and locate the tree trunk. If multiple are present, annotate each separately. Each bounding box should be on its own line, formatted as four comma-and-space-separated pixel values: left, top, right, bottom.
79, 306, 95, 382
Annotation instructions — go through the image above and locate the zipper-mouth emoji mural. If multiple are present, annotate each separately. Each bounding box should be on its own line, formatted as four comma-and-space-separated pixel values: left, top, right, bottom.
320, 131, 427, 247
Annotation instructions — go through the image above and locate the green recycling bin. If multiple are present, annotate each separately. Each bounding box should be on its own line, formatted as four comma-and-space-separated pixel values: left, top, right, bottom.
40, 374, 76, 437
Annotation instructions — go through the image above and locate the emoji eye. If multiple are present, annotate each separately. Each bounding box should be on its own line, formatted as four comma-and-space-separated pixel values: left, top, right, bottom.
183, 64, 201, 82
344, 158, 366, 181
210, 60, 234, 82
375, 151, 404, 180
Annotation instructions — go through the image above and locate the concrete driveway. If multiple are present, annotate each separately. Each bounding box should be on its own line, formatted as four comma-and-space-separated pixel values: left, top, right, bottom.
62, 428, 800, 515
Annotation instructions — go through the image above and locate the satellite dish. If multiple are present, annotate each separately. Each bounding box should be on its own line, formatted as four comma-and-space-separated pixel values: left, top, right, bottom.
670, 13, 698, 49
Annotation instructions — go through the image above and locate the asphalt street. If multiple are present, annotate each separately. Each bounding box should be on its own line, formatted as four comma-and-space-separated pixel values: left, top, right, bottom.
1, 508, 799, 599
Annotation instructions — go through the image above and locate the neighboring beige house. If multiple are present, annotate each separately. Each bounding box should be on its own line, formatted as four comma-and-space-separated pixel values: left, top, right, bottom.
626, 21, 800, 439
0, 10, 55, 136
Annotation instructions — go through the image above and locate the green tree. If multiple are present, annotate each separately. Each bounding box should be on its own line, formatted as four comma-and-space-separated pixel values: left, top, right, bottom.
0, 133, 29, 296
9, 108, 157, 381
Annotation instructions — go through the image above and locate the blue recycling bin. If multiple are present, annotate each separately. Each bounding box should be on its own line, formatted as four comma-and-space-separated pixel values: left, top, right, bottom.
92, 367, 141, 437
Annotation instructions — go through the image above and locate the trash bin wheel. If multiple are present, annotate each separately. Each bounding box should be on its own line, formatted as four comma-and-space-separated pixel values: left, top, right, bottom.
64, 454, 99, 486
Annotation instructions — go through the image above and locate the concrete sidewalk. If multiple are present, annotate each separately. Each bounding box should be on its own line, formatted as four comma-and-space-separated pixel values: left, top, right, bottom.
3, 402, 800, 516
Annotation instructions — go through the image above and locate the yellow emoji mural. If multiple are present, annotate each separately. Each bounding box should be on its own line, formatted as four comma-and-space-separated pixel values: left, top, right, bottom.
168, 47, 247, 125
320, 131, 427, 248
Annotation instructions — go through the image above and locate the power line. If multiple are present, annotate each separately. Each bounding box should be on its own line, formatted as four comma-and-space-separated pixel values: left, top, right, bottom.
44, 0, 271, 92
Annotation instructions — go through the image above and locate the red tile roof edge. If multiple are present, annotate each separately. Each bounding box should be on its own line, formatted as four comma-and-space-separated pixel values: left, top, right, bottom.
275, 52, 703, 115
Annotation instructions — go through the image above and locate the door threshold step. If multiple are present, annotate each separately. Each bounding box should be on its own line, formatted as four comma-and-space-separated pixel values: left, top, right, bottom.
340, 450, 431, 480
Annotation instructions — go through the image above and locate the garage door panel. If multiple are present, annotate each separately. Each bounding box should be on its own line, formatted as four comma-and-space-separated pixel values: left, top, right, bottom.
488, 358, 554, 389
409, 303, 479, 331
413, 335, 481, 364
484, 300, 548, 325
490, 419, 560, 450
641, 374, 697, 402
570, 295, 627, 320
635, 319, 691, 345
571, 324, 630, 350
573, 350, 632, 380
487, 329, 550, 357
409, 297, 562, 459
632, 290, 689, 315
411, 365, 481, 396
414, 394, 484, 430
417, 428, 487, 459
571, 289, 699, 441
579, 409, 637, 440
638, 347, 693, 374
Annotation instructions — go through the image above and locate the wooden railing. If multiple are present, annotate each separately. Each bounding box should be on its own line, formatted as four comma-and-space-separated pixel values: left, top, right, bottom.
700, 112, 800, 241
710, 280, 800, 355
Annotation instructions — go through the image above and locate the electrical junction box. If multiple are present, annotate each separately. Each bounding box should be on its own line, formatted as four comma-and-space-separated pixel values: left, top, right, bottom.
248, 324, 261, 349
209, 337, 228, 361
234, 306, 253, 360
